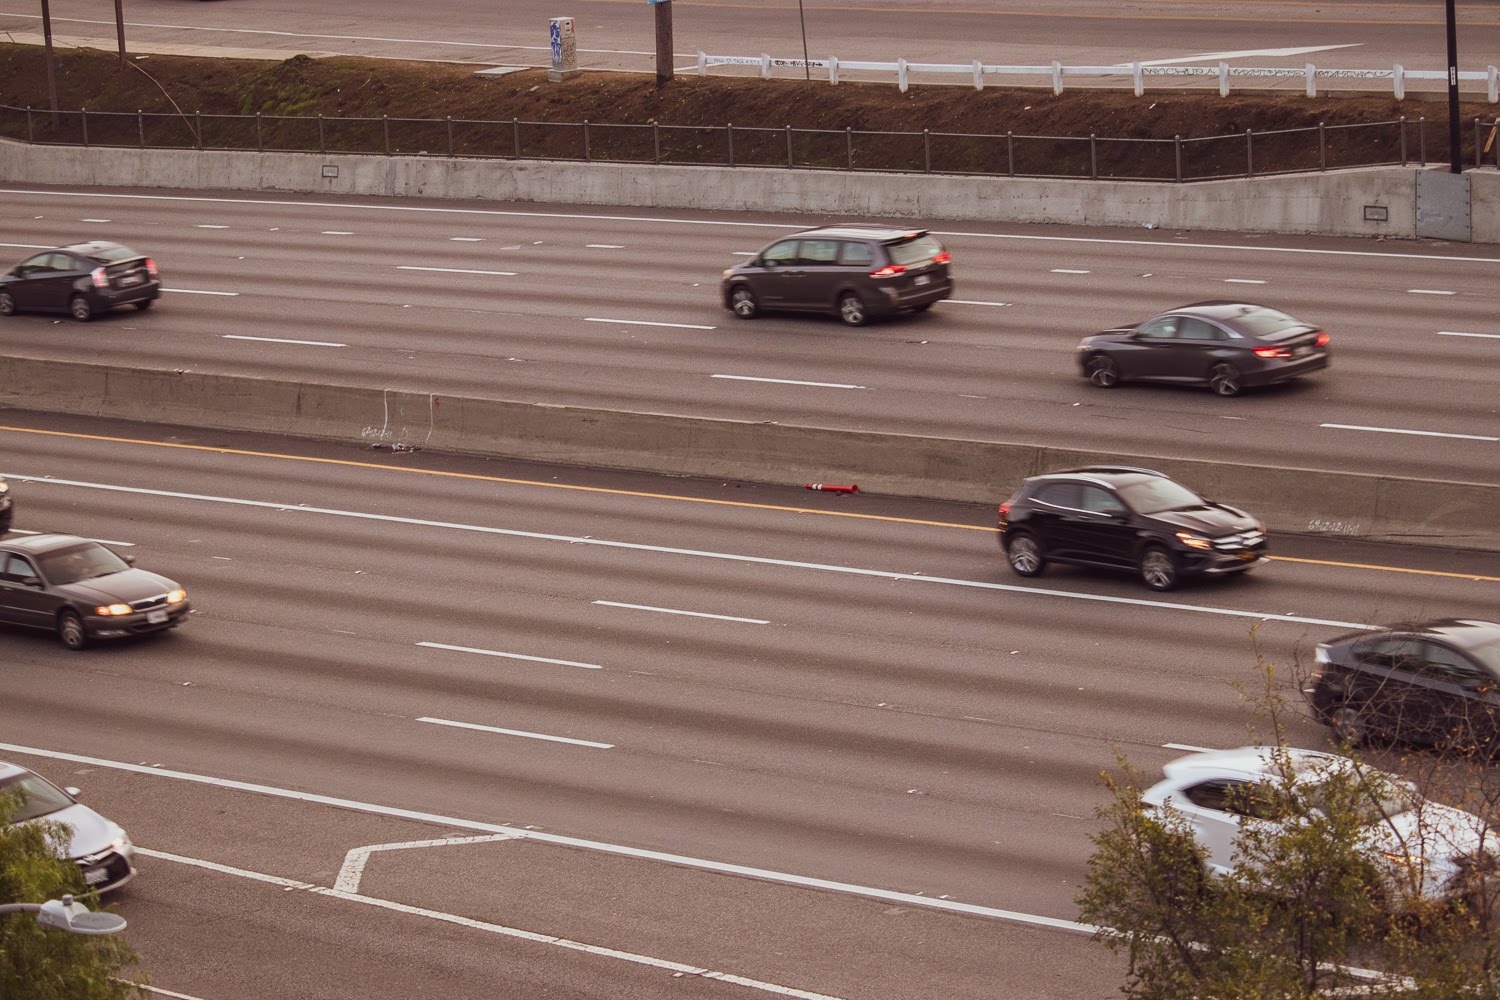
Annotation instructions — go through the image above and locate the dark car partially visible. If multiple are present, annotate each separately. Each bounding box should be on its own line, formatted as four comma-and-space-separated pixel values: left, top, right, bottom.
1077, 301, 1329, 397
0, 477, 12, 534
0, 241, 161, 322
1306, 619, 1500, 753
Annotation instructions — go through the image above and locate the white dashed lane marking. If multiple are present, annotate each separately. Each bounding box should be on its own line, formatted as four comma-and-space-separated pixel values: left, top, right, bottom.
1438, 330, 1500, 340
593, 599, 769, 624
1321, 422, 1498, 442
416, 716, 615, 749
711, 374, 864, 389
396, 265, 517, 276
416, 641, 602, 670
223, 335, 345, 347
584, 317, 716, 330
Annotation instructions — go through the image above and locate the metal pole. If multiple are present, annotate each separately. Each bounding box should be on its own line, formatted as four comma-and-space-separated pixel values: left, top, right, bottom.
1419, 116, 1427, 164
1245, 128, 1254, 178
114, 0, 126, 69
845, 126, 853, 170
654, 0, 674, 87
137, 109, 144, 148
445, 115, 453, 156
256, 112, 262, 151
382, 114, 390, 155
797, 0, 811, 82
1445, 0, 1462, 173
727, 122, 734, 166
653, 121, 660, 164
786, 125, 793, 167
1174, 134, 1182, 182
513, 117, 521, 158
583, 119, 591, 161
1399, 115, 1407, 165
923, 129, 931, 173
195, 109, 202, 150
25, 106, 33, 143
81, 107, 87, 146
1007, 131, 1015, 177
1318, 122, 1326, 171
41, 0, 59, 125
1089, 133, 1097, 179
318, 114, 325, 153
1476, 118, 1483, 168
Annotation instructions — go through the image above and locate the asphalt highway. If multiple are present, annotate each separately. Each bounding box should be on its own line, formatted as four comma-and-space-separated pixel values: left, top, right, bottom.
3, 185, 1499, 486
3, 0, 1498, 80
2, 413, 1499, 998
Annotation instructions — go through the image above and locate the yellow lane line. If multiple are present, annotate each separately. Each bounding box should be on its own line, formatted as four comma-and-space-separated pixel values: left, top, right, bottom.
5, 424, 1497, 580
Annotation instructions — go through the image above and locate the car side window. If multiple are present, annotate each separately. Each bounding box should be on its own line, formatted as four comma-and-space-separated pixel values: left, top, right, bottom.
1033, 482, 1082, 510
45, 253, 78, 272
1415, 642, 1493, 688
839, 242, 875, 267
16, 254, 52, 274
1183, 780, 1231, 811
1079, 486, 1126, 515
797, 240, 840, 266
760, 241, 799, 266
1358, 636, 1423, 672
4, 555, 40, 585
1223, 781, 1285, 821
1137, 317, 1179, 339
1177, 318, 1225, 341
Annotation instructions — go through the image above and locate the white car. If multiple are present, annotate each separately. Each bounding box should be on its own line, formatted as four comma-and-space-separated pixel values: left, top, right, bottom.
0, 760, 135, 892
1142, 746, 1496, 903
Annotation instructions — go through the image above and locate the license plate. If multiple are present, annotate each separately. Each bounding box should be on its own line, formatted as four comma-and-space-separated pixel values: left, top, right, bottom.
119, 274, 141, 286
147, 609, 168, 624
83, 867, 109, 885
913, 275, 931, 286
1293, 345, 1310, 356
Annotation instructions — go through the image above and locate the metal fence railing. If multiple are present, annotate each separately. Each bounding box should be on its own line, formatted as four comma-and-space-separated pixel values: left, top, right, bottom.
2, 105, 1497, 182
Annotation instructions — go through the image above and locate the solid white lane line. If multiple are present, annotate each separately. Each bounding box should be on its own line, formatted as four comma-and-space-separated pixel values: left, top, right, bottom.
0, 474, 1372, 630
223, 335, 346, 347
416, 641, 602, 670
711, 374, 865, 389
416, 717, 614, 749
449, 237, 484, 242
11, 189, 1500, 265
0, 242, 52, 249
1224, 278, 1265, 284
1407, 288, 1456, 295
396, 265, 517, 276
584, 317, 717, 330
162, 287, 239, 296
136, 985, 210, 1000
321, 230, 355, 235
1, 744, 1094, 937
1320, 422, 1498, 442
593, 600, 769, 624
196, 224, 229, 229
1438, 330, 1500, 340
7, 528, 134, 547
732, 251, 757, 256
1162, 743, 1217, 753
81, 218, 111, 223
586, 244, 625, 249
1050, 268, 1090, 274
336, 834, 523, 893
947, 299, 1013, 307
134, 848, 845, 1000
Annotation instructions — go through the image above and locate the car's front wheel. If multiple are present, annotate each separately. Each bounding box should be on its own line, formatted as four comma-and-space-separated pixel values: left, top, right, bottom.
0, 291, 15, 317
69, 295, 94, 322
1139, 545, 1179, 591
1328, 705, 1368, 746
1085, 355, 1120, 388
1208, 363, 1243, 397
729, 285, 759, 320
837, 292, 868, 327
1006, 532, 1047, 577
57, 609, 89, 651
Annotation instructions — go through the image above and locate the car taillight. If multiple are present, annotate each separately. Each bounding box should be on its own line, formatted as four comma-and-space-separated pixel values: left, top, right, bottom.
932, 251, 952, 264
144, 258, 158, 278
998, 501, 1011, 519
1315, 331, 1330, 347
90, 267, 108, 289
870, 264, 906, 278
1253, 346, 1293, 359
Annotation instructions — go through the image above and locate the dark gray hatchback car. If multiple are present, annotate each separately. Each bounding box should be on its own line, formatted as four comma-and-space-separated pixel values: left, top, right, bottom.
0, 241, 161, 322
721, 225, 953, 326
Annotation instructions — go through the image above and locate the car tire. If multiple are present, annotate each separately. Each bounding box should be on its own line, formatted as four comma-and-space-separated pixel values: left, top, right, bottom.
1208, 363, 1243, 398
729, 285, 759, 320
1328, 705, 1368, 746
69, 295, 94, 323
837, 292, 868, 327
0, 291, 14, 317
1006, 532, 1047, 578
1085, 355, 1120, 388
133, 299, 154, 311
1138, 544, 1179, 591
57, 609, 89, 651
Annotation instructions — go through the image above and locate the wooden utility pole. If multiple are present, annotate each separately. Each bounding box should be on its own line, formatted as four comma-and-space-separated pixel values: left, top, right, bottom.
41, 0, 59, 124
653, 0, 673, 86
115, 0, 127, 69
1444, 0, 1462, 173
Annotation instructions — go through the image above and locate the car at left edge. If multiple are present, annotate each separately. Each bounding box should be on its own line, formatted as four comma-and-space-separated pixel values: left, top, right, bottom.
0, 241, 161, 321
0, 760, 135, 892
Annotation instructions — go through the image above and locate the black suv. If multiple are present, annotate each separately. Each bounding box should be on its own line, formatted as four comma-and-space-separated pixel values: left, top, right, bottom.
997, 466, 1267, 591
720, 225, 953, 326
1306, 619, 1500, 753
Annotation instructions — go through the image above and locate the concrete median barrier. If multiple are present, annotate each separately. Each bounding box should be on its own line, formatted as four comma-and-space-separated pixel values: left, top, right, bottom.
1, 355, 1495, 551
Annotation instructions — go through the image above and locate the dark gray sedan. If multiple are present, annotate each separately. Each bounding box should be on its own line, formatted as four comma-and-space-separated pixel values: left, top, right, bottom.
0, 241, 161, 322
0, 534, 189, 650
1077, 301, 1330, 397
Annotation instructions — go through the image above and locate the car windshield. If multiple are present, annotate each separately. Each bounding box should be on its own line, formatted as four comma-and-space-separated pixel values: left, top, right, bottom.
1465, 636, 1500, 676
1116, 477, 1207, 515
887, 235, 943, 266
83, 245, 139, 264
1229, 307, 1306, 339
36, 542, 130, 586
0, 772, 73, 822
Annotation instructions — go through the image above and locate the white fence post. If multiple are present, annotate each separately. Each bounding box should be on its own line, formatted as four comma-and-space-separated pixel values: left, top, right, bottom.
1305, 63, 1316, 98
1051, 60, 1063, 95
829, 56, 839, 85
1218, 61, 1229, 97
1393, 63, 1405, 100
973, 59, 984, 90
898, 57, 909, 92
1132, 62, 1143, 97
760, 54, 771, 79
696, 51, 706, 76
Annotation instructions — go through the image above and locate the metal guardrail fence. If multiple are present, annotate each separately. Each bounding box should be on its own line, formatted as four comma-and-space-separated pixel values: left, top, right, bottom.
3, 105, 1497, 183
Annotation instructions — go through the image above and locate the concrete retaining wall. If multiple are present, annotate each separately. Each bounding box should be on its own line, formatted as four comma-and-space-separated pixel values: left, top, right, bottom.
3, 355, 1496, 551
0, 141, 1430, 240
1473, 170, 1500, 245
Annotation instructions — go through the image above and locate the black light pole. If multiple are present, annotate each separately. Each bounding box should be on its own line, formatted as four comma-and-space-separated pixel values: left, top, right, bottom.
40, 0, 59, 124
115, 0, 127, 69
1445, 0, 1462, 174
797, 0, 811, 81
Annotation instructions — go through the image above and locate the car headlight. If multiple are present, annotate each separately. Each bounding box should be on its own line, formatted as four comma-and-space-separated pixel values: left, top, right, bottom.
0, 481, 9, 494
166, 589, 186, 604
1315, 645, 1331, 664
1175, 532, 1214, 551
722, 269, 734, 279
95, 603, 132, 616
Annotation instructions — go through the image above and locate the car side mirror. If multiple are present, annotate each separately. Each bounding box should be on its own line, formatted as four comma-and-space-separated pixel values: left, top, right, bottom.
123, 554, 136, 567
64, 786, 80, 797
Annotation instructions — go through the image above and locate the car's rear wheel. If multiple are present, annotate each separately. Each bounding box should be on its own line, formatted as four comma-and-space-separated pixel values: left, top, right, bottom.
838, 292, 868, 327
1208, 363, 1243, 397
1139, 545, 1179, 591
1006, 532, 1046, 577
1085, 355, 1120, 388
0, 292, 15, 317
1329, 705, 1368, 746
69, 295, 93, 322
133, 299, 153, 311
729, 285, 758, 320
57, 609, 89, 651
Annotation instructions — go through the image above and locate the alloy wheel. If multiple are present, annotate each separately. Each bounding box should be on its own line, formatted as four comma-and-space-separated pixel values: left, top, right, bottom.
1086, 356, 1119, 388
1008, 535, 1045, 576
838, 293, 867, 327
0, 292, 14, 317
1140, 547, 1178, 591
58, 610, 88, 651
70, 295, 93, 322
1208, 363, 1242, 397
730, 287, 758, 319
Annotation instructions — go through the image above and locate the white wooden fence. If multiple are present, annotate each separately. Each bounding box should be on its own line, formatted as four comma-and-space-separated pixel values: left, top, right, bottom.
695, 53, 1500, 103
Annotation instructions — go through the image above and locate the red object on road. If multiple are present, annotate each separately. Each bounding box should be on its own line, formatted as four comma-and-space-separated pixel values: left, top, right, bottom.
805, 483, 859, 494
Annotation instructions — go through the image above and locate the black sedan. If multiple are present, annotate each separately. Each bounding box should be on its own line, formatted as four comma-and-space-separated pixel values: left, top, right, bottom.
1077, 301, 1329, 397
0, 241, 161, 322
1306, 619, 1500, 753
0, 533, 189, 650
